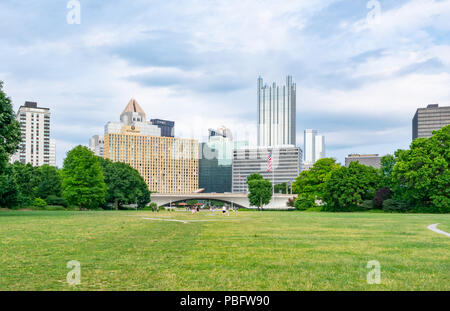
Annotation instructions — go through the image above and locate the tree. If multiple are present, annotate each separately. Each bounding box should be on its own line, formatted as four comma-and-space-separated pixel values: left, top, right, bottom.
36, 164, 62, 199
373, 187, 393, 209
0, 165, 19, 208
10, 162, 38, 205
247, 178, 273, 210
380, 154, 396, 188
61, 146, 106, 210
99, 158, 150, 209
292, 158, 340, 207
247, 173, 263, 183
392, 125, 449, 213
322, 161, 381, 212
274, 182, 291, 194
0, 81, 21, 174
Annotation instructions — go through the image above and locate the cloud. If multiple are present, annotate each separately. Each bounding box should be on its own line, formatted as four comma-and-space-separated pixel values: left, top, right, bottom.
1, 0, 450, 167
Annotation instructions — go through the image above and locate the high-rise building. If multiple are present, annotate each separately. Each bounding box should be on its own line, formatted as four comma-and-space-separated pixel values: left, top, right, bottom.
345, 154, 381, 169
150, 119, 175, 137
103, 99, 199, 194
304, 129, 317, 164
303, 129, 325, 170
89, 135, 104, 157
412, 104, 450, 140
199, 127, 248, 193
257, 76, 296, 147
10, 101, 54, 166
232, 146, 301, 193
49, 139, 56, 167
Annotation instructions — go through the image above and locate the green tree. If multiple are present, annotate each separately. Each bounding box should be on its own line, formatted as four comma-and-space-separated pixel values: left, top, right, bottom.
392, 125, 449, 213
10, 162, 38, 205
0, 81, 21, 174
99, 158, 150, 209
247, 173, 263, 183
36, 164, 62, 199
247, 178, 273, 210
274, 182, 291, 194
292, 158, 340, 207
322, 161, 381, 212
380, 154, 396, 188
62, 146, 106, 210
0, 165, 19, 208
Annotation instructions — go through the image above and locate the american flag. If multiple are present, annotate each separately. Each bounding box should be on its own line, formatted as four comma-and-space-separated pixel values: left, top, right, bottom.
267, 150, 272, 172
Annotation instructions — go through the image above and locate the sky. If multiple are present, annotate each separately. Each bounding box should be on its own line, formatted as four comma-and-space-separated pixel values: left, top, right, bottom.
1, 0, 450, 167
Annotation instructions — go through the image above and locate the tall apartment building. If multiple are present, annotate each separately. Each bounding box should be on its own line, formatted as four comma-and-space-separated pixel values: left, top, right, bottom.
49, 139, 56, 167
10, 101, 55, 166
412, 104, 450, 140
89, 135, 104, 157
257, 76, 296, 147
150, 119, 175, 137
303, 129, 325, 170
103, 99, 199, 194
232, 146, 301, 193
345, 154, 381, 169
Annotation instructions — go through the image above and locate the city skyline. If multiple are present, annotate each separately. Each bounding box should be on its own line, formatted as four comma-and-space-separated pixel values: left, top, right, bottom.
2, 1, 450, 167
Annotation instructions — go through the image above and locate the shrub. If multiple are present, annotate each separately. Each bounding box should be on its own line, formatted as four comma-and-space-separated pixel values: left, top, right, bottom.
382, 199, 409, 213
33, 198, 47, 208
294, 197, 314, 211
45, 195, 68, 207
373, 187, 392, 209
360, 200, 374, 210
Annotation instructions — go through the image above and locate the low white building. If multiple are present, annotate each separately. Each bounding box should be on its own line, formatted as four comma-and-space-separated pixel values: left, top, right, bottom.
232, 145, 301, 193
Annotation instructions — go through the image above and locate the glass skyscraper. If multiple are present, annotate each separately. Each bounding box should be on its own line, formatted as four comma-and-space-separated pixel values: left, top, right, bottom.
257, 75, 296, 147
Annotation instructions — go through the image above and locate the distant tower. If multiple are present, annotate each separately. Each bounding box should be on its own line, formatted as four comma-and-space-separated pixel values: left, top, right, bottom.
257, 76, 296, 147
303, 129, 326, 169
120, 98, 146, 125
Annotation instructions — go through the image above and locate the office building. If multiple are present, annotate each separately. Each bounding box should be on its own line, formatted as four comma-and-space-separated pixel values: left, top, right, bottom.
199, 127, 248, 193
151, 119, 175, 137
257, 76, 296, 147
103, 99, 199, 194
89, 135, 104, 157
232, 146, 301, 193
412, 104, 450, 140
303, 129, 325, 170
345, 154, 381, 169
10, 101, 54, 166
199, 143, 232, 193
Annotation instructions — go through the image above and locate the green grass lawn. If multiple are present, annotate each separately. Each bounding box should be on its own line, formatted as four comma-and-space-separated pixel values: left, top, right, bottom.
0, 210, 449, 291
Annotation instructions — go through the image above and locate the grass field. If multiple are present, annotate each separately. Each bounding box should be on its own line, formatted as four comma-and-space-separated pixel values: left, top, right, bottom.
0, 210, 449, 291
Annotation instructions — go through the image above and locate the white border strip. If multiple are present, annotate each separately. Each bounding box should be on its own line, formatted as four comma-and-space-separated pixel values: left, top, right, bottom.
427, 223, 450, 237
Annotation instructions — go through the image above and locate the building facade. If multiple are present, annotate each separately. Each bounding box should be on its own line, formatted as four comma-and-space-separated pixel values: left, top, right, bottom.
412, 104, 450, 140
303, 129, 325, 170
199, 143, 232, 193
199, 127, 248, 193
345, 154, 381, 169
89, 135, 104, 157
232, 146, 301, 193
10, 101, 55, 166
103, 99, 198, 194
150, 119, 175, 137
257, 76, 296, 147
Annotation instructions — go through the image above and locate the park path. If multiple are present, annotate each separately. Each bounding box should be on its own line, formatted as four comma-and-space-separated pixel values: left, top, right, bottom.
427, 223, 450, 237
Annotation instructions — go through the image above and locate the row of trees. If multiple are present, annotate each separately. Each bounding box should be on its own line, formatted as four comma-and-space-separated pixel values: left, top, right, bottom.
292, 125, 449, 213
0, 145, 151, 210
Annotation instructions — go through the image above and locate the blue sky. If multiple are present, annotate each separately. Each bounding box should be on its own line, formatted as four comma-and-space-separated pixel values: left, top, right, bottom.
1, 0, 450, 167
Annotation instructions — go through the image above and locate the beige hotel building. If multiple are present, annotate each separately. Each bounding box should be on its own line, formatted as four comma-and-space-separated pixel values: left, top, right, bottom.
103, 99, 198, 194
